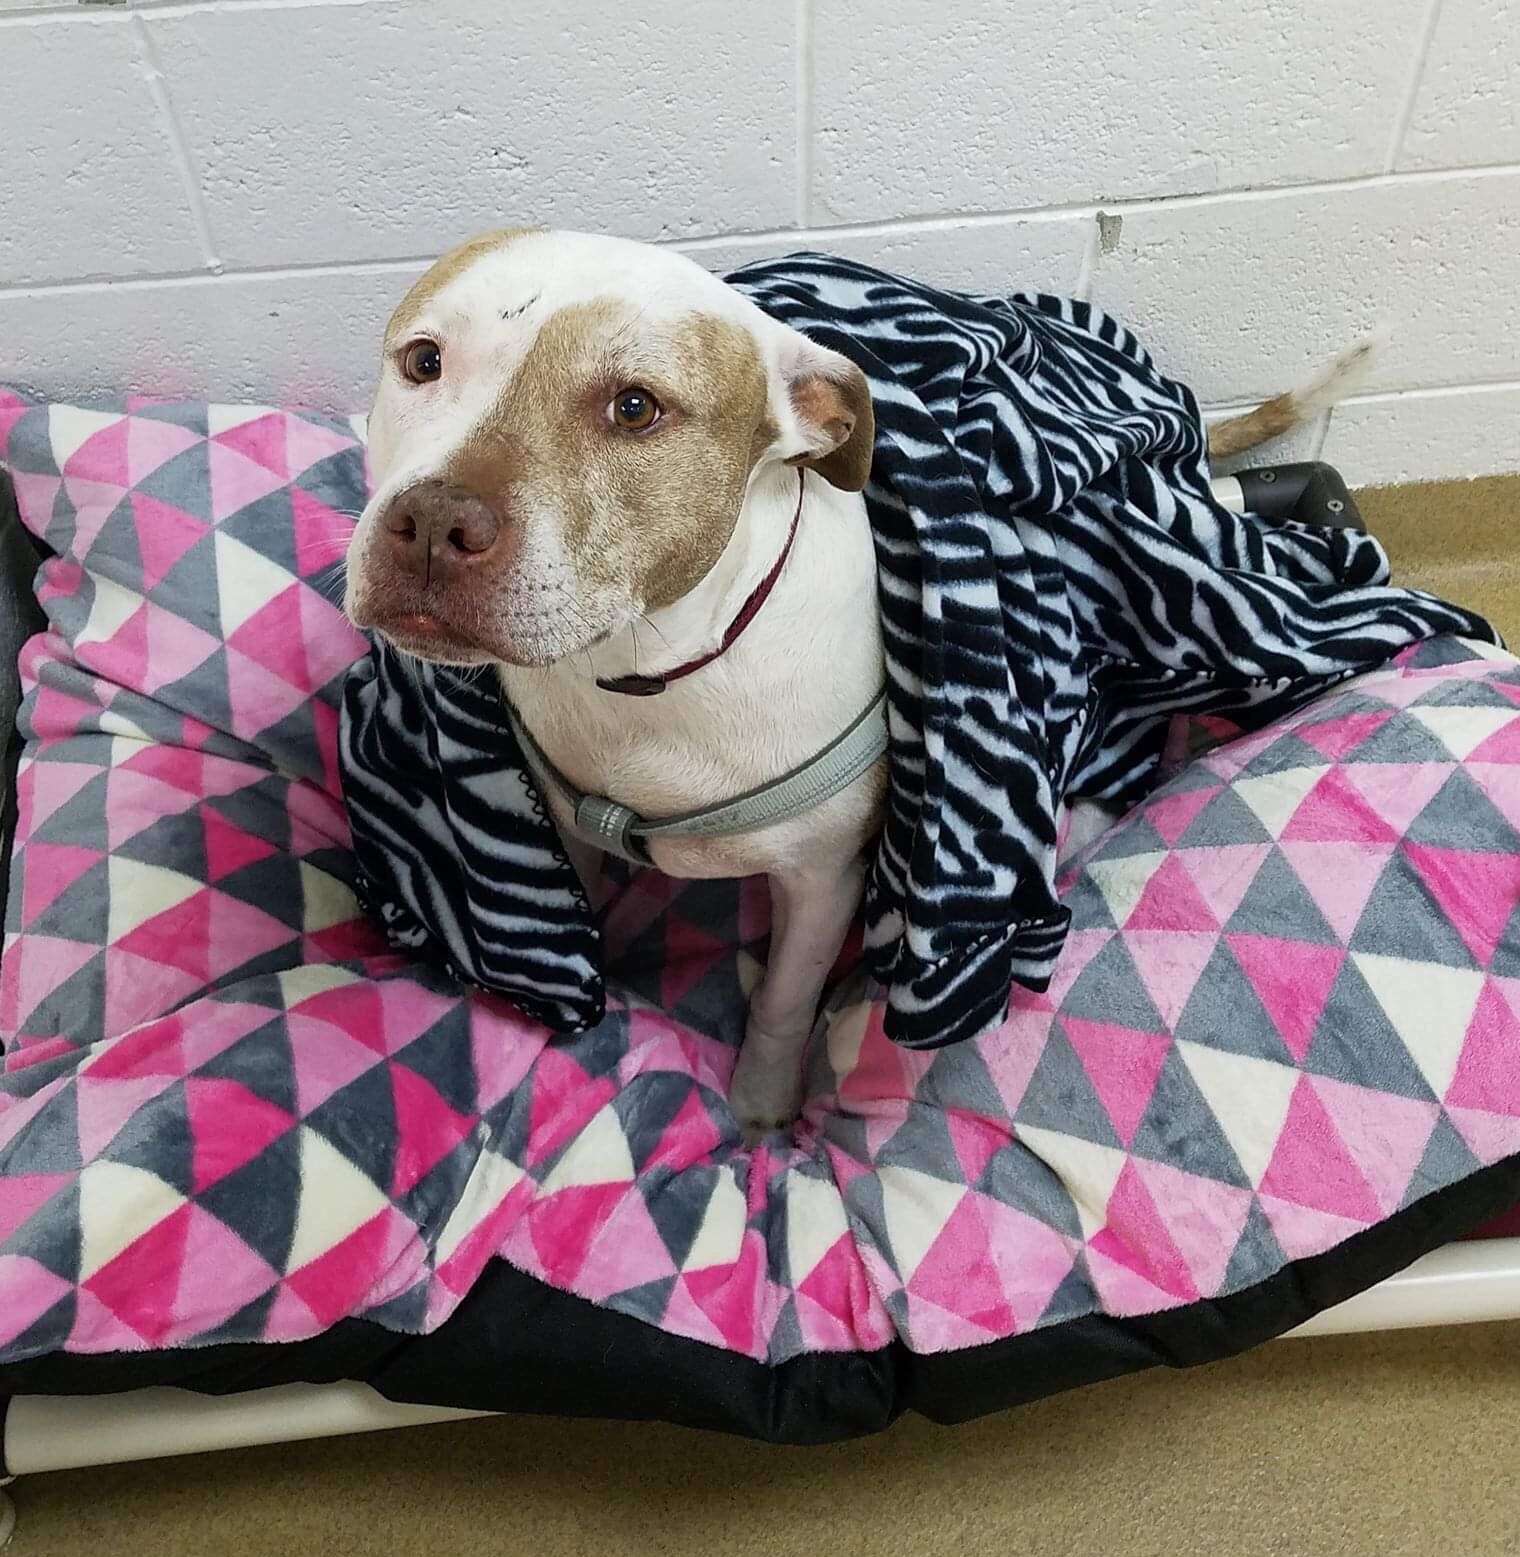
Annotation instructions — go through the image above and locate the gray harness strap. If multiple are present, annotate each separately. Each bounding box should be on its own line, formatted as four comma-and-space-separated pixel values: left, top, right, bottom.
508, 690, 889, 866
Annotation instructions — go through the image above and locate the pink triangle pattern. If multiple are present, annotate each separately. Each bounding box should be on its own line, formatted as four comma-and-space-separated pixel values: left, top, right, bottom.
1404, 844, 1520, 968
1227, 935, 1344, 1061
131, 492, 211, 592
1063, 1017, 1172, 1146
3, 403, 1520, 1381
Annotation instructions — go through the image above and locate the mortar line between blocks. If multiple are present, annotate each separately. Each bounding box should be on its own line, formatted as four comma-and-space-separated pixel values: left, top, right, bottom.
6, 159, 1520, 300
130, 12, 222, 274
671, 159, 1520, 252
1385, 0, 1447, 172
0, 0, 375, 26
795, 0, 815, 229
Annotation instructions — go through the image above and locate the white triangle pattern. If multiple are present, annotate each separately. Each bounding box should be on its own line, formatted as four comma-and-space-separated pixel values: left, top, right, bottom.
214, 530, 299, 638
879, 1164, 968, 1279
78, 1160, 187, 1279
1409, 705, 1516, 762
48, 407, 124, 472
299, 861, 359, 933
1085, 851, 1168, 928
75, 572, 144, 650
785, 1170, 850, 1282
436, 1148, 525, 1266
682, 1167, 748, 1273
106, 856, 205, 942
1352, 953, 1484, 1098
285, 1126, 392, 1272
207, 404, 280, 437
1012, 1126, 1127, 1239
1233, 765, 1331, 839
540, 1102, 635, 1193
1175, 1040, 1298, 1186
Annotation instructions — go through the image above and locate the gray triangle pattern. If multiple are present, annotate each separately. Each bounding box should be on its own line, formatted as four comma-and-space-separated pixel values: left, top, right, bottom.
4, 1295, 78, 1358
1173, 940, 1297, 1064
22, 858, 110, 943
874, 1100, 959, 1178
101, 1079, 194, 1196
1129, 1047, 1251, 1187
1225, 847, 1338, 945
1405, 767, 1520, 853
1033, 1255, 1098, 1328
1402, 1116, 1482, 1207
977, 1144, 1083, 1239
921, 1040, 1011, 1121
305, 1067, 398, 1196
1087, 815, 1168, 860
1060, 935, 1164, 1031
2, 1181, 81, 1282
612, 1073, 694, 1170
1220, 1199, 1287, 1292
1306, 959, 1440, 1101
1350, 717, 1456, 765
613, 1274, 679, 1328
1240, 731, 1332, 778
644, 1163, 726, 1271
389, 1008, 479, 1118
1177, 786, 1274, 848
20, 952, 106, 1047
152, 530, 222, 623
1014, 1026, 1124, 1148
195, 1130, 303, 1273
135, 440, 212, 515
1350, 854, 1480, 968
768, 1295, 804, 1360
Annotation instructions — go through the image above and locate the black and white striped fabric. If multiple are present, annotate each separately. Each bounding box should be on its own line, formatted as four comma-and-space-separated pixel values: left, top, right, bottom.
340, 252, 1497, 1049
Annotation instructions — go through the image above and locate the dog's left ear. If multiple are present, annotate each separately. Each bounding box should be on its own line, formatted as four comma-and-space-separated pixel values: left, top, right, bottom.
772, 336, 876, 492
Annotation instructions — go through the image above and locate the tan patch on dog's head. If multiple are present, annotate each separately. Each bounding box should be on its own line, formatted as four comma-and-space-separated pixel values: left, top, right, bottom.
385, 227, 541, 348
448, 299, 774, 614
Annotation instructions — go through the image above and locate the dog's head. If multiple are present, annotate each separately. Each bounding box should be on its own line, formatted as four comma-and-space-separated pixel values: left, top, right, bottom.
344, 229, 873, 668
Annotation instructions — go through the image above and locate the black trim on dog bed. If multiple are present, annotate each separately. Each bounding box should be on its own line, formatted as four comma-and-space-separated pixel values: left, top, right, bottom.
5, 1148, 1519, 1460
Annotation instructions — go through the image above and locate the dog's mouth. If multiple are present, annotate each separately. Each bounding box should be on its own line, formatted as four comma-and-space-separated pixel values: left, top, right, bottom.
373, 610, 498, 666
348, 562, 624, 671
359, 604, 614, 670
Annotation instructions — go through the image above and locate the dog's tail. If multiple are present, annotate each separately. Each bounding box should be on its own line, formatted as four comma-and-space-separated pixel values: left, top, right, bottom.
1206, 334, 1381, 460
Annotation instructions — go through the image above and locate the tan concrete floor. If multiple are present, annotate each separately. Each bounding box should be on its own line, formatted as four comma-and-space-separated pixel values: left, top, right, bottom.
9, 475, 1520, 1557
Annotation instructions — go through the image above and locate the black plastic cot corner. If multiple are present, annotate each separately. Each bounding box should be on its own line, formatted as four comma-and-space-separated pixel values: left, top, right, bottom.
1235, 461, 1366, 533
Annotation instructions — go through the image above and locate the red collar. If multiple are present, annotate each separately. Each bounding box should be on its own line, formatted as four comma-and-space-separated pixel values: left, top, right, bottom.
597, 470, 807, 697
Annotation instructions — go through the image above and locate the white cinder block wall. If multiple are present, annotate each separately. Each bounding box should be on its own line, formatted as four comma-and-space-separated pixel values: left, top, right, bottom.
1, 0, 1516, 485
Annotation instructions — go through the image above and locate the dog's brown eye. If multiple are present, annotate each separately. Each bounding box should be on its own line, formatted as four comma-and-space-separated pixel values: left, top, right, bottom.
401, 340, 443, 385
610, 387, 660, 431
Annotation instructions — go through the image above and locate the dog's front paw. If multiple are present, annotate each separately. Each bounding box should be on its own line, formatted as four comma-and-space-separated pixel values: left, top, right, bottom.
730, 1023, 807, 1144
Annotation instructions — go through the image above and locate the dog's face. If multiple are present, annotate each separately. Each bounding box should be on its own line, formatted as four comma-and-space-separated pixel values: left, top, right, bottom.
344, 230, 873, 668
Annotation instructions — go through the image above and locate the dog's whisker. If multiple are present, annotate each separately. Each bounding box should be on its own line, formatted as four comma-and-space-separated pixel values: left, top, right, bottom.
638, 613, 674, 656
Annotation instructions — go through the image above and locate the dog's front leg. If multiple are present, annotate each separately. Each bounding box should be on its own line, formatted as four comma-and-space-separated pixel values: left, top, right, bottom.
730, 857, 865, 1140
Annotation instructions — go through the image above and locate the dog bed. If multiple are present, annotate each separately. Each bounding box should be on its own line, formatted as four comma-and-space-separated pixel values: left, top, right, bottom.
4, 388, 1520, 1442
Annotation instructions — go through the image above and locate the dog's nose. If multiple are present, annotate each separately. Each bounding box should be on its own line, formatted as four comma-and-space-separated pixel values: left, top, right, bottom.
379, 480, 503, 578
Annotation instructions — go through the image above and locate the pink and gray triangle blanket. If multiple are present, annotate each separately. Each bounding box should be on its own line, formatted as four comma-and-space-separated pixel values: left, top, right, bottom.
5, 383, 1520, 1431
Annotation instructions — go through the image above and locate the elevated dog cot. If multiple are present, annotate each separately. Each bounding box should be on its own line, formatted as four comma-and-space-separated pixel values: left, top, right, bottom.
3, 424, 1520, 1546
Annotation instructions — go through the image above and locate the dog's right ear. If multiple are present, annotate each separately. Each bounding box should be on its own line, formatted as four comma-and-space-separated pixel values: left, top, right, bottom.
769, 332, 876, 492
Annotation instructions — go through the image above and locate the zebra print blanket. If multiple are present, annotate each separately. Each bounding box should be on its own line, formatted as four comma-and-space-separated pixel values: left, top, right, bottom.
339, 253, 1496, 1050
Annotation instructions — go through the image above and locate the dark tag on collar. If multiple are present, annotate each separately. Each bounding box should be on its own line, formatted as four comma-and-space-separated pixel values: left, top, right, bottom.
595, 674, 668, 697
